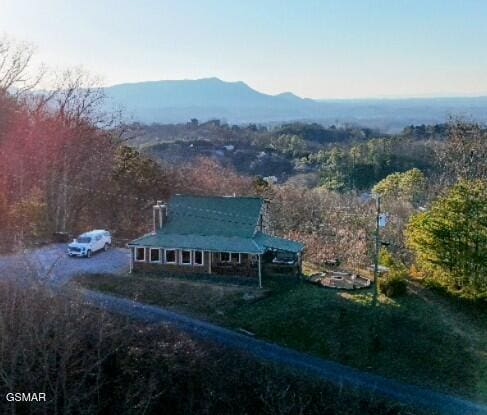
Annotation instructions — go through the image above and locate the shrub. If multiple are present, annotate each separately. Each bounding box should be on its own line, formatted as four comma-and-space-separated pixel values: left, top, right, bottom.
379, 248, 396, 268
379, 270, 408, 297
409, 264, 424, 280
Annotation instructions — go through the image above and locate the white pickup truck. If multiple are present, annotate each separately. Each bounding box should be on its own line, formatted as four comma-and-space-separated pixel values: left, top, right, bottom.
67, 230, 112, 258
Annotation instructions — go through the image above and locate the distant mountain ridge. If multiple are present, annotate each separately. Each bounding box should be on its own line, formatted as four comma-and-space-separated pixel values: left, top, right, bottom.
103, 77, 487, 131
106, 77, 315, 109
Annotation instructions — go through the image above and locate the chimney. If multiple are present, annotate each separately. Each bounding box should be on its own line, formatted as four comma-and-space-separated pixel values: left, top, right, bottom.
153, 201, 167, 233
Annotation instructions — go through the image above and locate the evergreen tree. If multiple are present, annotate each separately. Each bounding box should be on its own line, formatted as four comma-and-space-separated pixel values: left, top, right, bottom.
373, 168, 426, 205
406, 180, 487, 298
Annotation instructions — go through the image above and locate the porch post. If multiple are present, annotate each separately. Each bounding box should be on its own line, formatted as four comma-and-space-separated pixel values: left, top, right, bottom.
258, 254, 262, 289
129, 247, 134, 273
209, 251, 212, 274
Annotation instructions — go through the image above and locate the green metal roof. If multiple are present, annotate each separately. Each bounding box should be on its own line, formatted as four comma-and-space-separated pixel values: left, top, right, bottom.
163, 195, 263, 238
254, 232, 304, 253
130, 232, 263, 254
129, 195, 304, 254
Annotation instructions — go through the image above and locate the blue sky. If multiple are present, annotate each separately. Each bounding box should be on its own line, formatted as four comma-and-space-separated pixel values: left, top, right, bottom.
1, 0, 486, 98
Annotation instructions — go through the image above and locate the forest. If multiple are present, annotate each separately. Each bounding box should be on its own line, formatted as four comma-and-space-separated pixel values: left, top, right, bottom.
129, 118, 458, 191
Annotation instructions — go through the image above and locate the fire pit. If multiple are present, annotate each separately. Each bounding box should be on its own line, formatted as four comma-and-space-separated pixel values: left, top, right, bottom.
309, 271, 371, 290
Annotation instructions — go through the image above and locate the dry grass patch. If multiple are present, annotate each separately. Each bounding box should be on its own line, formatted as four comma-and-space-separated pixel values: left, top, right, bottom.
73, 273, 268, 321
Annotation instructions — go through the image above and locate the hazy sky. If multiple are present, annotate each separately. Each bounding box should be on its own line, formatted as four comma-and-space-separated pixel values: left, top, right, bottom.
1, 0, 487, 99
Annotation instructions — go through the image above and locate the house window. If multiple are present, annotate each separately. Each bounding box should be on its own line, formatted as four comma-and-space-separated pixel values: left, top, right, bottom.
231, 253, 241, 263
150, 248, 160, 263
165, 249, 176, 264
135, 247, 145, 262
180, 250, 192, 265
220, 252, 230, 262
194, 250, 204, 266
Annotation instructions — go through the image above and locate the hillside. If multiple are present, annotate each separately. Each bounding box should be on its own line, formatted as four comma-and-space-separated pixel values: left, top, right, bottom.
126, 121, 383, 183
104, 78, 487, 131
104, 77, 318, 124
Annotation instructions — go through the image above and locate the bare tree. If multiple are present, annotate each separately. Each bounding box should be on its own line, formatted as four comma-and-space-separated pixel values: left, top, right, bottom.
0, 279, 121, 415
268, 185, 372, 270
435, 119, 487, 185
49, 68, 110, 129
0, 35, 43, 94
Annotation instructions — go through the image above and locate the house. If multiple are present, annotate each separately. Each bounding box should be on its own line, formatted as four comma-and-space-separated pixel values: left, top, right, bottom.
128, 195, 304, 287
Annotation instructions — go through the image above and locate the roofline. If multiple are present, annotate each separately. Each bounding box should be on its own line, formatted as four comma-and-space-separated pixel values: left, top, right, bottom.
128, 230, 304, 254
129, 231, 156, 244
171, 194, 264, 201
256, 230, 305, 244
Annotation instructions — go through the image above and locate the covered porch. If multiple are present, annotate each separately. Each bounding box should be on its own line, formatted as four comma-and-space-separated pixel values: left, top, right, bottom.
206, 245, 303, 284
209, 252, 259, 277
128, 231, 304, 289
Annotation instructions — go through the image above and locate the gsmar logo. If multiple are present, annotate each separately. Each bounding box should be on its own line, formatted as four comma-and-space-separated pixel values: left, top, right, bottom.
6, 393, 46, 402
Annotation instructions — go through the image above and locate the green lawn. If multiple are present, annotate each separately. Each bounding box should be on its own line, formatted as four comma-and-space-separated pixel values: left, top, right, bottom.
73, 272, 487, 403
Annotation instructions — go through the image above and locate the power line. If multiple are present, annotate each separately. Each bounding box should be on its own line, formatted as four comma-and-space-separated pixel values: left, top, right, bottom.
4, 172, 158, 204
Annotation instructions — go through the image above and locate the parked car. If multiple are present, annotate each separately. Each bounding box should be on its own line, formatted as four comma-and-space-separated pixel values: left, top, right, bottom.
67, 230, 111, 258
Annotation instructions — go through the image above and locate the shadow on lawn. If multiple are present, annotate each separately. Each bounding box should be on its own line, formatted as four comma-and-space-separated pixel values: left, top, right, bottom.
230, 277, 482, 400
135, 270, 263, 287
75, 272, 483, 401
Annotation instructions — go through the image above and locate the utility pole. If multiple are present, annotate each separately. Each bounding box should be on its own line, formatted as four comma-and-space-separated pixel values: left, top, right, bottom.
372, 195, 381, 308
369, 194, 382, 353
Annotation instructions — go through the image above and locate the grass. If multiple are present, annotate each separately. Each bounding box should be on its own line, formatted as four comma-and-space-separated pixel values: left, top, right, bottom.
75, 272, 267, 321
0, 278, 422, 415
73, 270, 487, 403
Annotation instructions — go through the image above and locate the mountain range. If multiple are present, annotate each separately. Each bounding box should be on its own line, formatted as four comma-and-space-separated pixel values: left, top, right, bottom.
104, 77, 487, 131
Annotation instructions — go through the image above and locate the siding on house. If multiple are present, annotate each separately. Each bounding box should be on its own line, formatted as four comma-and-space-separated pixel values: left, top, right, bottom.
133, 249, 213, 274
132, 248, 258, 277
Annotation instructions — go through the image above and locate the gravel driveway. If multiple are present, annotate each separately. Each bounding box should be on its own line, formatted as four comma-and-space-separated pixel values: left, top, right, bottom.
0, 243, 129, 285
